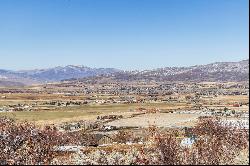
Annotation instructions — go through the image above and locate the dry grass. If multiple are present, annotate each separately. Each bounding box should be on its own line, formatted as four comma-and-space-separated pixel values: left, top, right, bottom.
0, 102, 193, 123
106, 113, 200, 128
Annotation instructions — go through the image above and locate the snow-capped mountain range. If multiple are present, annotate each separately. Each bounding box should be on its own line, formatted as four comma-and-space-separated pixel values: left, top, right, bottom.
17, 65, 121, 81
79, 59, 249, 83
0, 59, 249, 86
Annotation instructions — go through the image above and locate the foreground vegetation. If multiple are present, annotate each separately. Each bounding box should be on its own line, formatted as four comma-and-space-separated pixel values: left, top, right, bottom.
0, 116, 248, 165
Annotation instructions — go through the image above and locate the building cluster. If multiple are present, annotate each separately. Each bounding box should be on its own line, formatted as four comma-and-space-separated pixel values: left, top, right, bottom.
41, 81, 249, 97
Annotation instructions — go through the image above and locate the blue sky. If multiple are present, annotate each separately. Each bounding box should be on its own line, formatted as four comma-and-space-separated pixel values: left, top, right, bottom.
0, 0, 249, 70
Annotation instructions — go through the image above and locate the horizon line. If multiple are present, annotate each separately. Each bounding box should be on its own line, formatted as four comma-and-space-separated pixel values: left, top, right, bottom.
1, 58, 248, 72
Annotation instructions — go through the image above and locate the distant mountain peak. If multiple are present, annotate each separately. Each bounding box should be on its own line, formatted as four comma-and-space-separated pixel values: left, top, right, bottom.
14, 65, 121, 82
65, 65, 90, 68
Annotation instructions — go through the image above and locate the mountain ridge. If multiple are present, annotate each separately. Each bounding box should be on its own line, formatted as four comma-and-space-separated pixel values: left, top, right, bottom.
76, 59, 249, 83
0, 59, 249, 86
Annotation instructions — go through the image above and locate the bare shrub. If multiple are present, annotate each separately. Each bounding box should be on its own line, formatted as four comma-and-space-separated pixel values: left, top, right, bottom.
154, 134, 181, 165
114, 130, 133, 143
1, 116, 248, 165
0, 117, 87, 165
